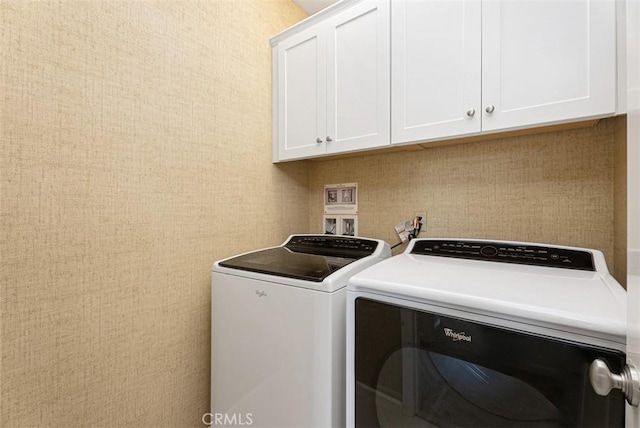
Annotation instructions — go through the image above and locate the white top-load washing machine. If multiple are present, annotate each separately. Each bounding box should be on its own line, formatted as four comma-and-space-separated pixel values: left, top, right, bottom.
346, 238, 628, 427
211, 235, 390, 428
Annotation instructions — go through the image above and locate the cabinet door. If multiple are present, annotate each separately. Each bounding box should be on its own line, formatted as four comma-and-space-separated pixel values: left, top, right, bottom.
277, 24, 327, 161
482, 0, 616, 132
325, 0, 390, 154
391, 0, 481, 144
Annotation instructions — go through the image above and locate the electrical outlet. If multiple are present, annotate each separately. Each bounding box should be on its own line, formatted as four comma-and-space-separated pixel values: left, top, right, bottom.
414, 211, 426, 236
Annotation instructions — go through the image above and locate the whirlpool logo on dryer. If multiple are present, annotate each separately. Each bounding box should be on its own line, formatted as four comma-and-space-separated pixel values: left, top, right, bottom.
443, 328, 472, 342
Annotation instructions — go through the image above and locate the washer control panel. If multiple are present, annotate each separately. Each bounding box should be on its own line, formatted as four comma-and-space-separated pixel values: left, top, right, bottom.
286, 235, 378, 258
410, 240, 595, 271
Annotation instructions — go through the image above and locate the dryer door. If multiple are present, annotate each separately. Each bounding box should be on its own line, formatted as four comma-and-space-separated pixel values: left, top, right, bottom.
352, 298, 626, 427
627, 255, 640, 427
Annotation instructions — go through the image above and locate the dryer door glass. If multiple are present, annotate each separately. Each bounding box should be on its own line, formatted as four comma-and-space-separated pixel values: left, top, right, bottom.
353, 298, 626, 427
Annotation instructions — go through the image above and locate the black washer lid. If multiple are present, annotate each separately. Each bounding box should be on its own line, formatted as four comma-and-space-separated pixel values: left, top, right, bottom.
219, 235, 380, 282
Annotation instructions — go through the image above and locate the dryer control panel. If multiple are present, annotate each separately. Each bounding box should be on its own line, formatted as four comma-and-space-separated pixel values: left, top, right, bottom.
410, 240, 595, 271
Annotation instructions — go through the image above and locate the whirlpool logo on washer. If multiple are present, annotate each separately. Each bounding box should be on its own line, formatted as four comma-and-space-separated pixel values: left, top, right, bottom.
443, 327, 472, 342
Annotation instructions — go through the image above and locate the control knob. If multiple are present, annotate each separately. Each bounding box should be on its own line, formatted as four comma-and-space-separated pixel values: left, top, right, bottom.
480, 246, 498, 257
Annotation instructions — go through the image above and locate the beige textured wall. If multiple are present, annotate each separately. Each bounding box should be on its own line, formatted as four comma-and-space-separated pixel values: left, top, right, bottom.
1, 1, 308, 427
614, 115, 628, 287
309, 118, 622, 280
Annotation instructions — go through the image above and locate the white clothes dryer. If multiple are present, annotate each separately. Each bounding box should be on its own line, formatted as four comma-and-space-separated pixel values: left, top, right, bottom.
211, 235, 390, 428
346, 238, 628, 427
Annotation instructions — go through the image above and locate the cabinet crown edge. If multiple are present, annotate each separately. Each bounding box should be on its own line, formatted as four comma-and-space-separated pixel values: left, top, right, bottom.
270, 0, 369, 47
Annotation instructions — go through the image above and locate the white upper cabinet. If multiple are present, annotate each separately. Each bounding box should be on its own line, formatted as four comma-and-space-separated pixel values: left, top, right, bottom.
277, 24, 327, 160
273, 0, 390, 162
326, 1, 390, 154
481, 0, 616, 132
391, 0, 481, 144
392, 0, 617, 146
273, 0, 618, 160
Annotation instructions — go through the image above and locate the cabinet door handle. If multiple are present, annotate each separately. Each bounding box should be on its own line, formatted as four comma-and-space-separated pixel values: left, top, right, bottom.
326, 136, 333, 142
316, 137, 323, 144
485, 105, 495, 114
466, 109, 475, 117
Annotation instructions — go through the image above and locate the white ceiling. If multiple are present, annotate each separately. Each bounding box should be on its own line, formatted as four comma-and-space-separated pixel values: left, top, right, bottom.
293, 0, 338, 15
